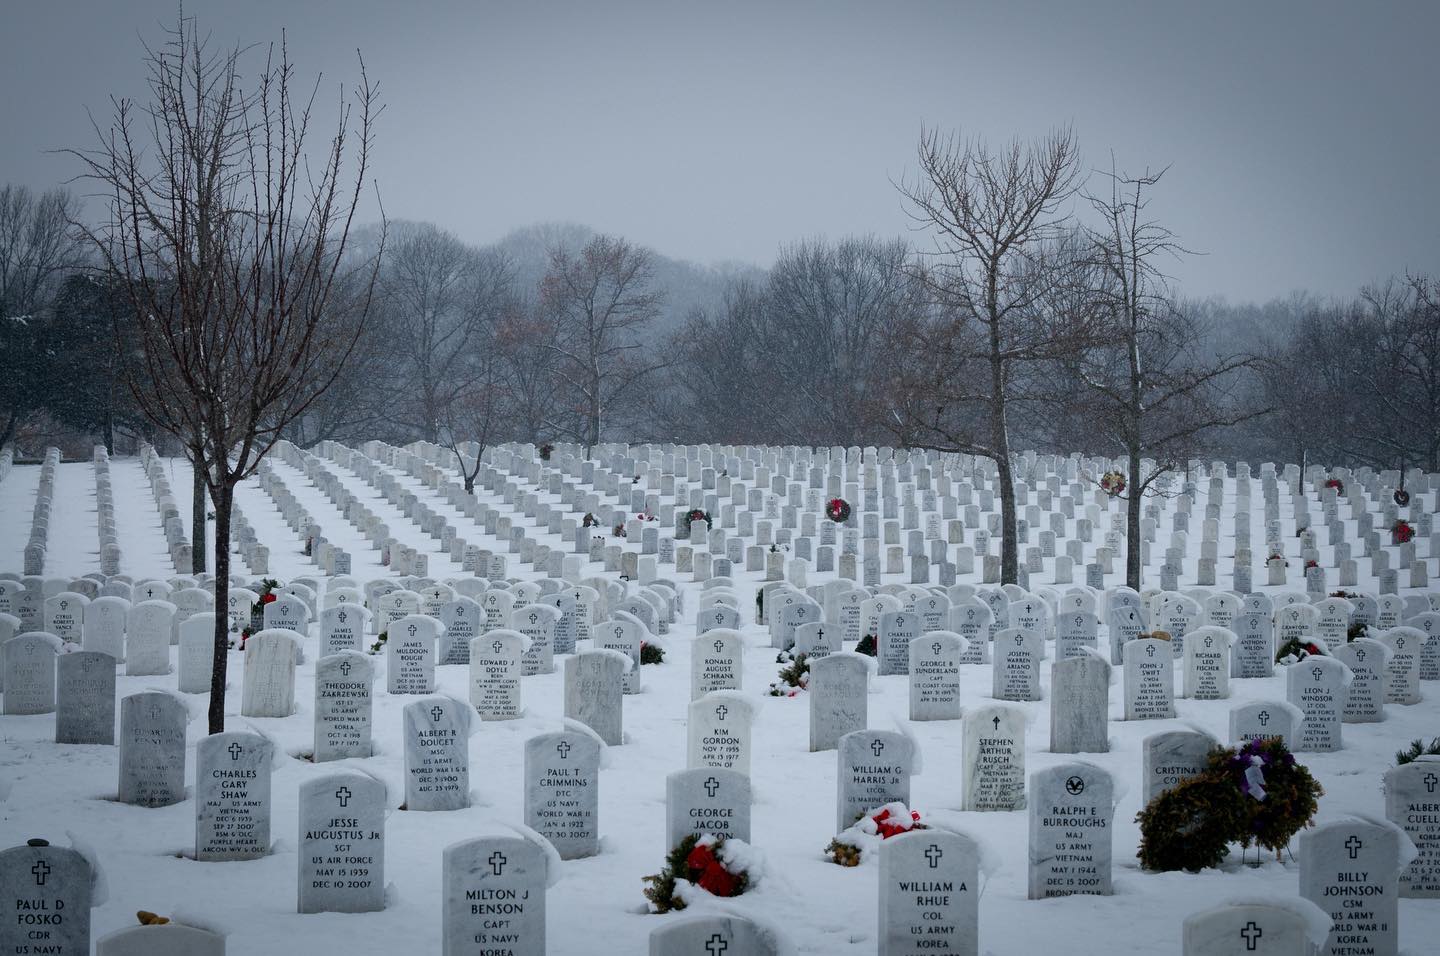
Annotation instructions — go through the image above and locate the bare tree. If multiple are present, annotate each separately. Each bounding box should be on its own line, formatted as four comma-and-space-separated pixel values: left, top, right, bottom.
374, 222, 511, 443
494, 293, 562, 443
661, 280, 772, 442
70, 16, 381, 734
1067, 165, 1263, 589
540, 234, 666, 451
894, 127, 1086, 584
0, 185, 85, 450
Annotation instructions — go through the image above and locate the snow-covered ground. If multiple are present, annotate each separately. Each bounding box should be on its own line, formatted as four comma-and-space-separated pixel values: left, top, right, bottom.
0, 452, 1436, 954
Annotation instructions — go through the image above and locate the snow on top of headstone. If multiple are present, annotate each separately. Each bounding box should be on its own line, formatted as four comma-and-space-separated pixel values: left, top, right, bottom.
1207, 895, 1334, 947
65, 829, 109, 907
887, 715, 924, 774
1324, 813, 1420, 867
503, 821, 565, 889
562, 718, 612, 768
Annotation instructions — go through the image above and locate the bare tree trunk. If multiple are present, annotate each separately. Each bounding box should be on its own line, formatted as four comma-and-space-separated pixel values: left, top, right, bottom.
1126, 446, 1143, 590
209, 482, 233, 734
191, 443, 208, 574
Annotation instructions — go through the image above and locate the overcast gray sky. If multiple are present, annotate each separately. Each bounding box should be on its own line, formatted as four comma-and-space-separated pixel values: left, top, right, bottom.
3, 0, 1435, 303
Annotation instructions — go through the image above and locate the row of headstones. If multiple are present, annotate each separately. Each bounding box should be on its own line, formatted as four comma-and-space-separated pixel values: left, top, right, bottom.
758, 583, 1424, 742
229, 499, 270, 575
138, 443, 194, 574
254, 449, 361, 576
480, 443, 1284, 598
4, 800, 1430, 956
11, 665, 1440, 950
20, 447, 60, 575
758, 572, 1434, 665
504, 437, 1428, 590
93, 447, 125, 576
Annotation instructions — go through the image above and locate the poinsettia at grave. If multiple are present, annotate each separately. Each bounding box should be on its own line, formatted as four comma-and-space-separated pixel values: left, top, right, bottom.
1274, 636, 1327, 664
826, 802, 928, 866
642, 834, 756, 913
680, 508, 712, 537
1304, 559, 1319, 571
1393, 519, 1415, 544
1324, 477, 1344, 495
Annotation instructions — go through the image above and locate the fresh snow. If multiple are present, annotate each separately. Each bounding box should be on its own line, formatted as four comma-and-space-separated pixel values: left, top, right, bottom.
0, 454, 1437, 954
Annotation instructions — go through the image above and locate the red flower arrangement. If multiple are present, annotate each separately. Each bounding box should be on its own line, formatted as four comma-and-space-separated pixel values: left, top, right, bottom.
684, 840, 739, 897
826, 802, 928, 866
1267, 553, 1286, 566
612, 523, 627, 538
825, 497, 851, 523
642, 834, 753, 912
680, 508, 712, 537
1304, 559, 1319, 571
1393, 520, 1415, 544
1100, 471, 1126, 496
1324, 478, 1344, 496
871, 805, 922, 838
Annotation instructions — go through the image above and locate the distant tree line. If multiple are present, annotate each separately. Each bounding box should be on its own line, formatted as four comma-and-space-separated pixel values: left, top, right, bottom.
4, 180, 1435, 490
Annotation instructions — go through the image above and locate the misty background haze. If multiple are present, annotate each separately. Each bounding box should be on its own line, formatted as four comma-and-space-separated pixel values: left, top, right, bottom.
3, 0, 1436, 304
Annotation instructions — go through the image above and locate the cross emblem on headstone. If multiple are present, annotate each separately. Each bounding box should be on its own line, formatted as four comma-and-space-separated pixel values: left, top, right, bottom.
492, 640, 504, 654
1355, 648, 1366, 662
556, 741, 571, 759
431, 705, 444, 722
31, 860, 51, 885
991, 715, 1001, 730
229, 742, 243, 761
870, 739, 886, 757
1203, 635, 1214, 649
1146, 644, 1156, 657
705, 934, 728, 956
1311, 666, 1324, 681
715, 705, 728, 721
1257, 710, 1271, 726
407, 623, 417, 637
335, 786, 352, 807
1424, 772, 1438, 793
488, 851, 507, 876
1345, 836, 1363, 859
1240, 921, 1262, 951
149, 703, 163, 721
1065, 775, 1086, 795
146, 588, 155, 598
713, 639, 725, 654
704, 776, 720, 798
1014, 634, 1024, 647
1396, 637, 1406, 650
